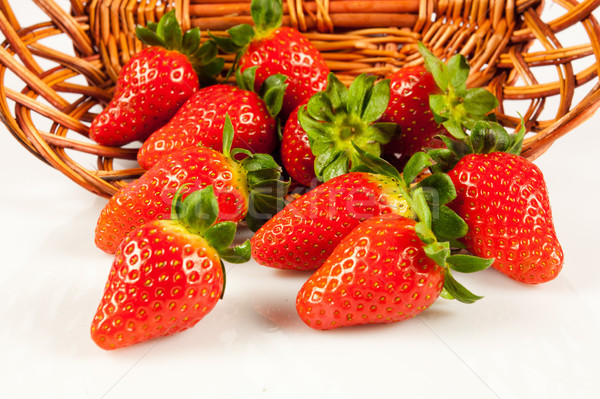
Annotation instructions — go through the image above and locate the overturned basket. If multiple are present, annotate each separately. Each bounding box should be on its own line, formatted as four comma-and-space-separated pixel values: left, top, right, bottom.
1, 0, 600, 198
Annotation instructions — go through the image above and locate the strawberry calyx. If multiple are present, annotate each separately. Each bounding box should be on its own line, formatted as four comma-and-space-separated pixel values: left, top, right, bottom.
352, 146, 493, 304
418, 43, 499, 140
236, 67, 288, 118
428, 119, 526, 173
208, 0, 282, 73
220, 115, 290, 232
136, 10, 224, 86
171, 185, 251, 265
298, 73, 397, 182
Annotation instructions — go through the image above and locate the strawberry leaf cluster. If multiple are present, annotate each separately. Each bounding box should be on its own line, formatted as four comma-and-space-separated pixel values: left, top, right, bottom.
298, 73, 396, 182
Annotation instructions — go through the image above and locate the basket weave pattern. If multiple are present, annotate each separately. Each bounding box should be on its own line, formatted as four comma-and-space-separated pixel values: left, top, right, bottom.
1, 0, 600, 198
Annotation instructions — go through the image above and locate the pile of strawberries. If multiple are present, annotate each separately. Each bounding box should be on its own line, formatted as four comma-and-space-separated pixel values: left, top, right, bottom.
88, 0, 564, 350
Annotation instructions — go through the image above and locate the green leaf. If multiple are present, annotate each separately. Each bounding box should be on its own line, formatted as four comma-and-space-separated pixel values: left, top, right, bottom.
427, 148, 460, 174
347, 74, 375, 117
320, 151, 350, 182
431, 205, 468, 241
177, 186, 219, 235
146, 21, 158, 33
447, 54, 470, 91
222, 115, 235, 158
241, 152, 281, 173
414, 173, 456, 205
307, 92, 336, 123
362, 78, 391, 123
447, 254, 494, 273
198, 58, 225, 80
260, 74, 288, 117
208, 32, 240, 54
350, 142, 402, 181
220, 240, 252, 264
415, 222, 436, 245
424, 241, 450, 267
323, 73, 348, 112
182, 27, 201, 55
419, 42, 448, 91
429, 94, 449, 120
156, 10, 182, 50
506, 120, 526, 155
204, 222, 237, 252
442, 119, 468, 140
412, 187, 432, 228
195, 39, 218, 62
298, 106, 332, 146
463, 87, 499, 117
443, 272, 483, 304
402, 152, 434, 186
227, 23, 255, 47
236, 66, 258, 92
136, 27, 167, 48
251, 0, 283, 33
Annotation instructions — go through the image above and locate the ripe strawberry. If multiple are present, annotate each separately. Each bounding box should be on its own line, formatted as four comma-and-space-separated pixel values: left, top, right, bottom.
296, 215, 445, 329
91, 186, 251, 350
431, 121, 564, 284
213, 0, 329, 118
380, 65, 445, 168
89, 11, 223, 147
381, 43, 499, 169
251, 172, 411, 270
280, 101, 317, 187
296, 152, 493, 330
96, 116, 288, 254
137, 69, 287, 170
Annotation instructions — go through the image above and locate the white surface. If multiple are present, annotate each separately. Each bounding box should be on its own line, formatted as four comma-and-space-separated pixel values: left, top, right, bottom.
2, 2, 600, 399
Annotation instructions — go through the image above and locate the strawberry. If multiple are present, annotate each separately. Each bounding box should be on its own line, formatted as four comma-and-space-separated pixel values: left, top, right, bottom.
296, 215, 445, 329
251, 172, 411, 271
381, 43, 499, 170
430, 120, 564, 284
280, 100, 317, 187
296, 152, 493, 330
380, 65, 445, 168
137, 68, 287, 170
251, 147, 470, 271
89, 11, 223, 147
91, 186, 251, 350
212, 0, 329, 119
95, 116, 288, 254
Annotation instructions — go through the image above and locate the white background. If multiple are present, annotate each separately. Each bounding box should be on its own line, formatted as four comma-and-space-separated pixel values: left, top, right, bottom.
1, 1, 599, 398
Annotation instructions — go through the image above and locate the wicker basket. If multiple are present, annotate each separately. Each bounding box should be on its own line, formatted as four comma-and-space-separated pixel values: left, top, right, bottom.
1, 0, 600, 198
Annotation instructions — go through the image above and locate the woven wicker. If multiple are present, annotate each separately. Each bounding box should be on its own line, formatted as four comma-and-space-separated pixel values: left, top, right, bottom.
1, 0, 600, 198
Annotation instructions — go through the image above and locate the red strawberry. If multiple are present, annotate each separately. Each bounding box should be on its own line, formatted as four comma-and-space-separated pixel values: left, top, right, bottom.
295, 152, 493, 330
296, 215, 445, 330
448, 152, 563, 283
91, 186, 251, 350
380, 65, 445, 168
96, 116, 288, 254
89, 11, 223, 147
137, 69, 287, 170
280, 101, 317, 186
381, 44, 500, 170
430, 120, 563, 284
251, 172, 413, 271
213, 0, 329, 119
